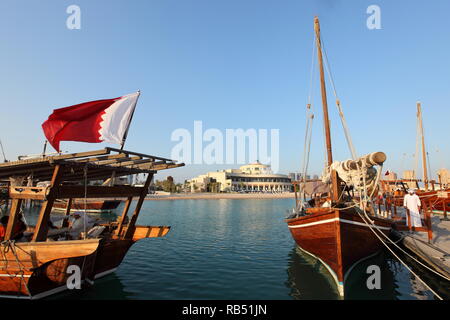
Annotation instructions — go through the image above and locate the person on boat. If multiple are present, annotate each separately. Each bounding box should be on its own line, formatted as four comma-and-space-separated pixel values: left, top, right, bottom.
0, 215, 8, 241
68, 212, 96, 239
403, 189, 422, 229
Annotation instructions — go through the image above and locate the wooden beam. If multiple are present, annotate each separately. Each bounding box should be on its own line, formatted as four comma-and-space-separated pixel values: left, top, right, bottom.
75, 153, 128, 163
9, 186, 48, 200
62, 198, 73, 228
32, 165, 64, 242
4, 199, 23, 240
417, 102, 429, 191
92, 155, 141, 166
134, 162, 184, 171
123, 173, 153, 239
4, 149, 109, 168
106, 147, 172, 162
109, 158, 156, 168
117, 197, 133, 238
314, 17, 333, 167
56, 185, 144, 199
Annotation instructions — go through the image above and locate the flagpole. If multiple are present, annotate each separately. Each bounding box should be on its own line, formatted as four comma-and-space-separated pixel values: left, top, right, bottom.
120, 90, 141, 151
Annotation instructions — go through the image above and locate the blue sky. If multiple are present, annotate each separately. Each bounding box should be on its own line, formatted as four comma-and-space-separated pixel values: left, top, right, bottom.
0, 0, 449, 182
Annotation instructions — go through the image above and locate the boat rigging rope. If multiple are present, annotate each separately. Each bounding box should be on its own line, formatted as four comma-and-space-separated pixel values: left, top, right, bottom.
0, 139, 7, 162
352, 163, 450, 282
355, 209, 444, 300
414, 114, 421, 179
347, 162, 450, 296
1, 240, 31, 297
320, 38, 357, 160
358, 200, 450, 282
298, 35, 317, 211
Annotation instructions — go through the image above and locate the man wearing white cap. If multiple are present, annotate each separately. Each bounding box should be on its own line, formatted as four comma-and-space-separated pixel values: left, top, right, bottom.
403, 189, 422, 228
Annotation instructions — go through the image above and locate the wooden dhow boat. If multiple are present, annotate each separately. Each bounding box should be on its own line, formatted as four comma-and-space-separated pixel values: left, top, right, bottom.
286, 17, 394, 297
380, 102, 449, 218
0, 147, 183, 299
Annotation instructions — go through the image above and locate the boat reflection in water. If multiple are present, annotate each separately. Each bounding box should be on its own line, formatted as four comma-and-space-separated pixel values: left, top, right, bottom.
286, 245, 446, 300
285, 246, 339, 299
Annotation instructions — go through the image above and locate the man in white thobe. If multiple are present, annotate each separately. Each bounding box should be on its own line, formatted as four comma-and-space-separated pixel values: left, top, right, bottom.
403, 189, 422, 228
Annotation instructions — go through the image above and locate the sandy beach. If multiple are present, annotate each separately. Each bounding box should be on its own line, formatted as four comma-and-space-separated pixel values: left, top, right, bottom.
144, 192, 296, 201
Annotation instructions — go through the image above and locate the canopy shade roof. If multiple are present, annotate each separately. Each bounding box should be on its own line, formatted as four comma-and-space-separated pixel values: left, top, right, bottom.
0, 147, 184, 183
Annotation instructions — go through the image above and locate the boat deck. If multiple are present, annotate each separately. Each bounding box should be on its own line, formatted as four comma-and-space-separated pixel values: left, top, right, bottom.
399, 216, 450, 278
375, 203, 449, 278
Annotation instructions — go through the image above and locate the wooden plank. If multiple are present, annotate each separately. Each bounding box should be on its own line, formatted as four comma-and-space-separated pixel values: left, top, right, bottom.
109, 158, 157, 168
123, 173, 153, 239
9, 186, 47, 200
423, 200, 433, 242
4, 199, 23, 240
117, 197, 133, 237
0, 149, 109, 169
0, 164, 55, 179
62, 198, 73, 228
131, 225, 171, 241
56, 185, 144, 199
134, 162, 184, 171
75, 153, 128, 163
106, 147, 172, 162
32, 165, 64, 242
93, 155, 141, 166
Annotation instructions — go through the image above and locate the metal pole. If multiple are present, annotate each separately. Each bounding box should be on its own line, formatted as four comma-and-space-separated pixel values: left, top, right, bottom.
42, 140, 48, 157
0, 139, 7, 162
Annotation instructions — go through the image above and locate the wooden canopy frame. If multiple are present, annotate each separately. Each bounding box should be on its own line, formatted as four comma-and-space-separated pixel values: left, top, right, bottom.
0, 148, 184, 242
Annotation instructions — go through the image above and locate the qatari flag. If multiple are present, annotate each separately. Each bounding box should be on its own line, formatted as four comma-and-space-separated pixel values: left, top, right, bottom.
42, 92, 140, 152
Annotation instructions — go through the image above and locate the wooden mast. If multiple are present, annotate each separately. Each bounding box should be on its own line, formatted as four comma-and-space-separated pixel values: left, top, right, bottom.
417, 102, 429, 190
314, 17, 339, 201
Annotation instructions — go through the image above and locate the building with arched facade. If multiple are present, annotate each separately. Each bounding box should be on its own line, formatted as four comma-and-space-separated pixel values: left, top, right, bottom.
188, 161, 292, 193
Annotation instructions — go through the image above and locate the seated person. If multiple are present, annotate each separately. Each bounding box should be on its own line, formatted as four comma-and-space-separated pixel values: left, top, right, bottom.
68, 212, 96, 240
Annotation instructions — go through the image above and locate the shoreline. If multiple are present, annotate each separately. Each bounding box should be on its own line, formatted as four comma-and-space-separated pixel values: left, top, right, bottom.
144, 192, 296, 201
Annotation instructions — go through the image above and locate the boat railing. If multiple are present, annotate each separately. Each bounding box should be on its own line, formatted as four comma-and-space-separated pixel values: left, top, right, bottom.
377, 192, 450, 243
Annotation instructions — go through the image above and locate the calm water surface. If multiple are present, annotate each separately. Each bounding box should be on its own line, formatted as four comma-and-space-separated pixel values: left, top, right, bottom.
22, 198, 446, 300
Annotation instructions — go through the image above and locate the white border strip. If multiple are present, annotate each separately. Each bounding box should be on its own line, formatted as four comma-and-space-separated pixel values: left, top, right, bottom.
288, 217, 391, 231
0, 274, 31, 278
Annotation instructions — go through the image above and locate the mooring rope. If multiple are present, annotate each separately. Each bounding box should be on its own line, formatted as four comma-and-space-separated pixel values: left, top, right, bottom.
1, 240, 31, 297
355, 208, 444, 300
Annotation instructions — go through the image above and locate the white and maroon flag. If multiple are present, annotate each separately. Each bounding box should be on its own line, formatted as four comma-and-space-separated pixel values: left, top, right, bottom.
42, 92, 140, 152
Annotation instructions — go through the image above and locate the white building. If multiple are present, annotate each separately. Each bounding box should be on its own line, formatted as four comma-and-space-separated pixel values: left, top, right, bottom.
188, 161, 292, 193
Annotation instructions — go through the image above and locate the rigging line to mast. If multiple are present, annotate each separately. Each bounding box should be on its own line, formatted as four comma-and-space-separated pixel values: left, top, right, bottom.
414, 112, 420, 179
426, 151, 432, 183
320, 38, 358, 160
307, 35, 317, 106
362, 204, 450, 282
354, 163, 450, 282
0, 139, 7, 162
301, 35, 317, 191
